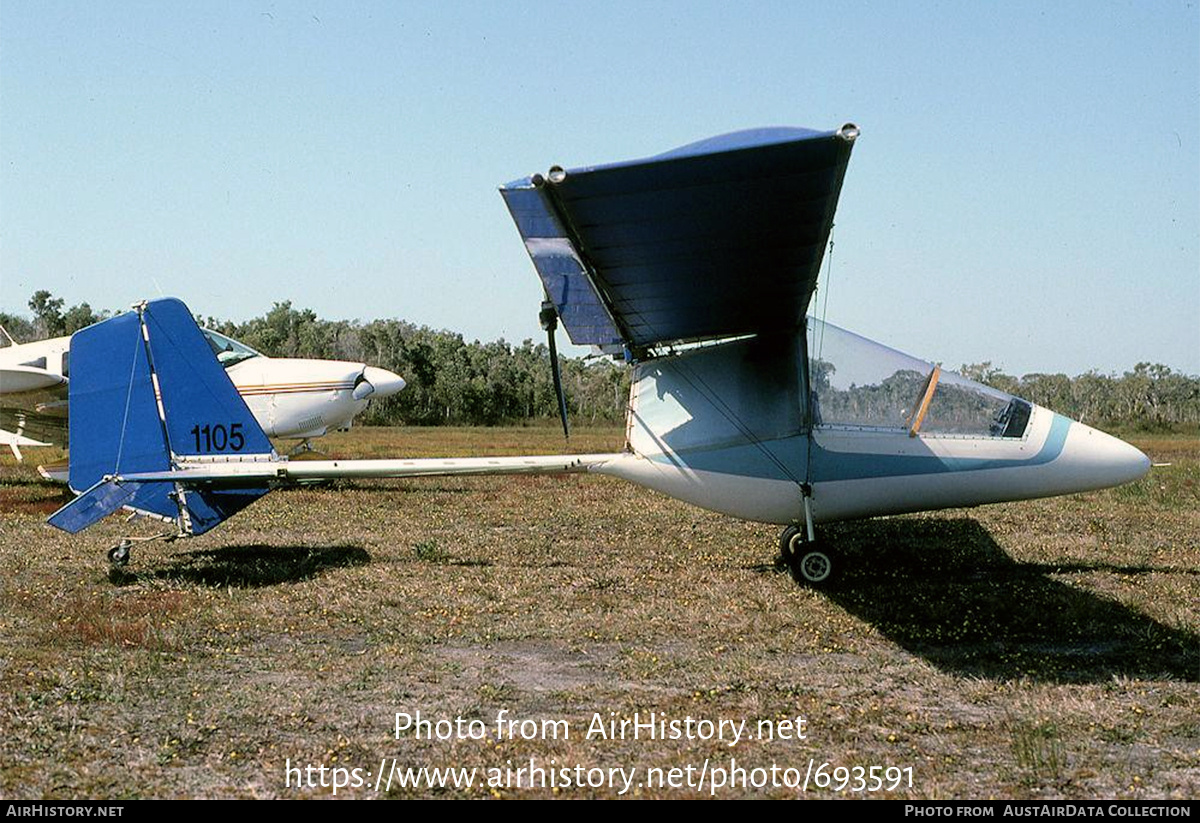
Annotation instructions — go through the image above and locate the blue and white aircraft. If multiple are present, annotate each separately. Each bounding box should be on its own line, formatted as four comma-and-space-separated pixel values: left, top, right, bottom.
47, 125, 1150, 581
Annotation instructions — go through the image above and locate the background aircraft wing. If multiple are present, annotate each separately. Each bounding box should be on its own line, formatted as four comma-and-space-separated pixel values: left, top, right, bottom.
0, 372, 69, 447
500, 125, 858, 354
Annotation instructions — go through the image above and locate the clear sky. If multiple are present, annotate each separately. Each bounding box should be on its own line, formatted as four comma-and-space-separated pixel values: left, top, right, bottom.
2, 1, 1197, 376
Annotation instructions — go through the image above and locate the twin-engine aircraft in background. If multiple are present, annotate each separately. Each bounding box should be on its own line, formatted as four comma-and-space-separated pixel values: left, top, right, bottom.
0, 325, 71, 461
46, 126, 1150, 581
0, 322, 406, 476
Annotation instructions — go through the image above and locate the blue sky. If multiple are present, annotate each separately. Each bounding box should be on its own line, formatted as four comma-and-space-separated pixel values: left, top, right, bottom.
2, 1, 1197, 376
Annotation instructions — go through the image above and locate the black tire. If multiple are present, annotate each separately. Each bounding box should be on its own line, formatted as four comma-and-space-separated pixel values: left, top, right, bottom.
778, 525, 802, 563
796, 549, 833, 585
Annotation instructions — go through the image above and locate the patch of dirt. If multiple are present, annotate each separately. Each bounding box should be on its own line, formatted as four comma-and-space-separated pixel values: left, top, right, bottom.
0, 486, 69, 515
440, 641, 660, 694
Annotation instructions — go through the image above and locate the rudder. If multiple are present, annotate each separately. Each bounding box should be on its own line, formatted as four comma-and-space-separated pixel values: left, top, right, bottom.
54, 298, 273, 535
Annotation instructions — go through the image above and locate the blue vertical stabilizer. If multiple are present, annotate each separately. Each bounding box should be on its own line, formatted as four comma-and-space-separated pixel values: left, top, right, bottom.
51, 298, 273, 535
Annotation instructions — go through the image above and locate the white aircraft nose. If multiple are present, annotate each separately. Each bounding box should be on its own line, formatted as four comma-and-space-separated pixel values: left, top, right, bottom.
352, 366, 406, 401
1057, 420, 1151, 491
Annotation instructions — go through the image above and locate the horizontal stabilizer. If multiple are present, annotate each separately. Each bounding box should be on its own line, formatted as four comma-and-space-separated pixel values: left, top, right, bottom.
48, 478, 150, 534
47, 474, 270, 537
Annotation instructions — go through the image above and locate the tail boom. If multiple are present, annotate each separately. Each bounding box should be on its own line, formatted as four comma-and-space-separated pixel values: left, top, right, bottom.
47, 298, 621, 539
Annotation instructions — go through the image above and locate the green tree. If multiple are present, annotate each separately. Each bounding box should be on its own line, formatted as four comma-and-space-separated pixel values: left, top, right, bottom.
28, 290, 65, 337
62, 302, 105, 334
0, 312, 36, 344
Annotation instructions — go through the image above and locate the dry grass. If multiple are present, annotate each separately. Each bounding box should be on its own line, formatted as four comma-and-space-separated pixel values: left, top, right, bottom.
0, 429, 1196, 799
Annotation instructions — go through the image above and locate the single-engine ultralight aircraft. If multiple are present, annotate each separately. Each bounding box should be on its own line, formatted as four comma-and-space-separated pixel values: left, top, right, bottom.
0, 322, 407, 474
46, 125, 1150, 582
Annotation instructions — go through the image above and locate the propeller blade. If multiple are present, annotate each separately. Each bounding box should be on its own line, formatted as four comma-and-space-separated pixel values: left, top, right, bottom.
352, 366, 407, 401
352, 375, 375, 401
540, 300, 570, 440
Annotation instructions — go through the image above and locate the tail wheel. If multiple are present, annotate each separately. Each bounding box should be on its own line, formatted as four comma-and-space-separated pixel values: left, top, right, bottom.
107, 540, 132, 567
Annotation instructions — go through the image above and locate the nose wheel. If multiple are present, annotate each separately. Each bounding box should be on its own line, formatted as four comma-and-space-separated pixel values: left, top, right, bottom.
779, 525, 834, 586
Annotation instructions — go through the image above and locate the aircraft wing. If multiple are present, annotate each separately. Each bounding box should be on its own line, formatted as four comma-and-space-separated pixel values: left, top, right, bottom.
0, 368, 69, 447
500, 125, 858, 354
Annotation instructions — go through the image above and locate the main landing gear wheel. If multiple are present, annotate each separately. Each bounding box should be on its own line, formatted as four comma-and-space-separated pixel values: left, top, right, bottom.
796, 549, 832, 585
778, 526, 833, 586
779, 525, 802, 564
107, 540, 132, 567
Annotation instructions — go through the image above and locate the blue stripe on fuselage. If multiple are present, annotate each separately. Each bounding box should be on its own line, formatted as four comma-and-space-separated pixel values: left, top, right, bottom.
641, 414, 1072, 483
642, 435, 807, 482
810, 414, 1071, 482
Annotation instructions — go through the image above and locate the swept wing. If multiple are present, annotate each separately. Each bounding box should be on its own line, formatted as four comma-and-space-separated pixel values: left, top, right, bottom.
500, 125, 858, 355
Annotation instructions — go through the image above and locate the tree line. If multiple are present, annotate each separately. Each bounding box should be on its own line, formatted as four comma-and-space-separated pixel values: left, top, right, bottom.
957, 361, 1199, 433
2, 291, 1197, 431
2, 291, 629, 427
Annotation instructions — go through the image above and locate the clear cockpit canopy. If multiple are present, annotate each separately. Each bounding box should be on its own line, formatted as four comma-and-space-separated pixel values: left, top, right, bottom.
200, 328, 262, 369
806, 318, 1031, 439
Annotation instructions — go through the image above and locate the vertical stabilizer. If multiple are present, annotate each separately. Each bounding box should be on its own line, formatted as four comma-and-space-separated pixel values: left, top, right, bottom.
52, 298, 273, 535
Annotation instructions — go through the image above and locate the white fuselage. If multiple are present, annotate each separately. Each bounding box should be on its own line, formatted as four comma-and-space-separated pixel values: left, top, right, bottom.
1, 331, 405, 451
226, 355, 404, 439
597, 406, 1149, 526
0, 336, 70, 449
592, 329, 1150, 527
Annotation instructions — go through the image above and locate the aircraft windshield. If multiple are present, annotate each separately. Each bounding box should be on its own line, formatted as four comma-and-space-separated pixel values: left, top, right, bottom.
807, 319, 1031, 438
201, 328, 261, 369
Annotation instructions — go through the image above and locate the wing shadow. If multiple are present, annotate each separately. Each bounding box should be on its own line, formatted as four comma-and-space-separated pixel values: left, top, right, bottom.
791, 518, 1198, 683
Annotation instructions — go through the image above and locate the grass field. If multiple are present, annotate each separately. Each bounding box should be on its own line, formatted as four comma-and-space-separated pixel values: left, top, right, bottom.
1, 427, 1196, 799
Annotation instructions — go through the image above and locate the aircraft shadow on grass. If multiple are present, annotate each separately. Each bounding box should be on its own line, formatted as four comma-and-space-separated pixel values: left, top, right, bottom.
774, 517, 1198, 684
101, 517, 1196, 685
111, 543, 372, 588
